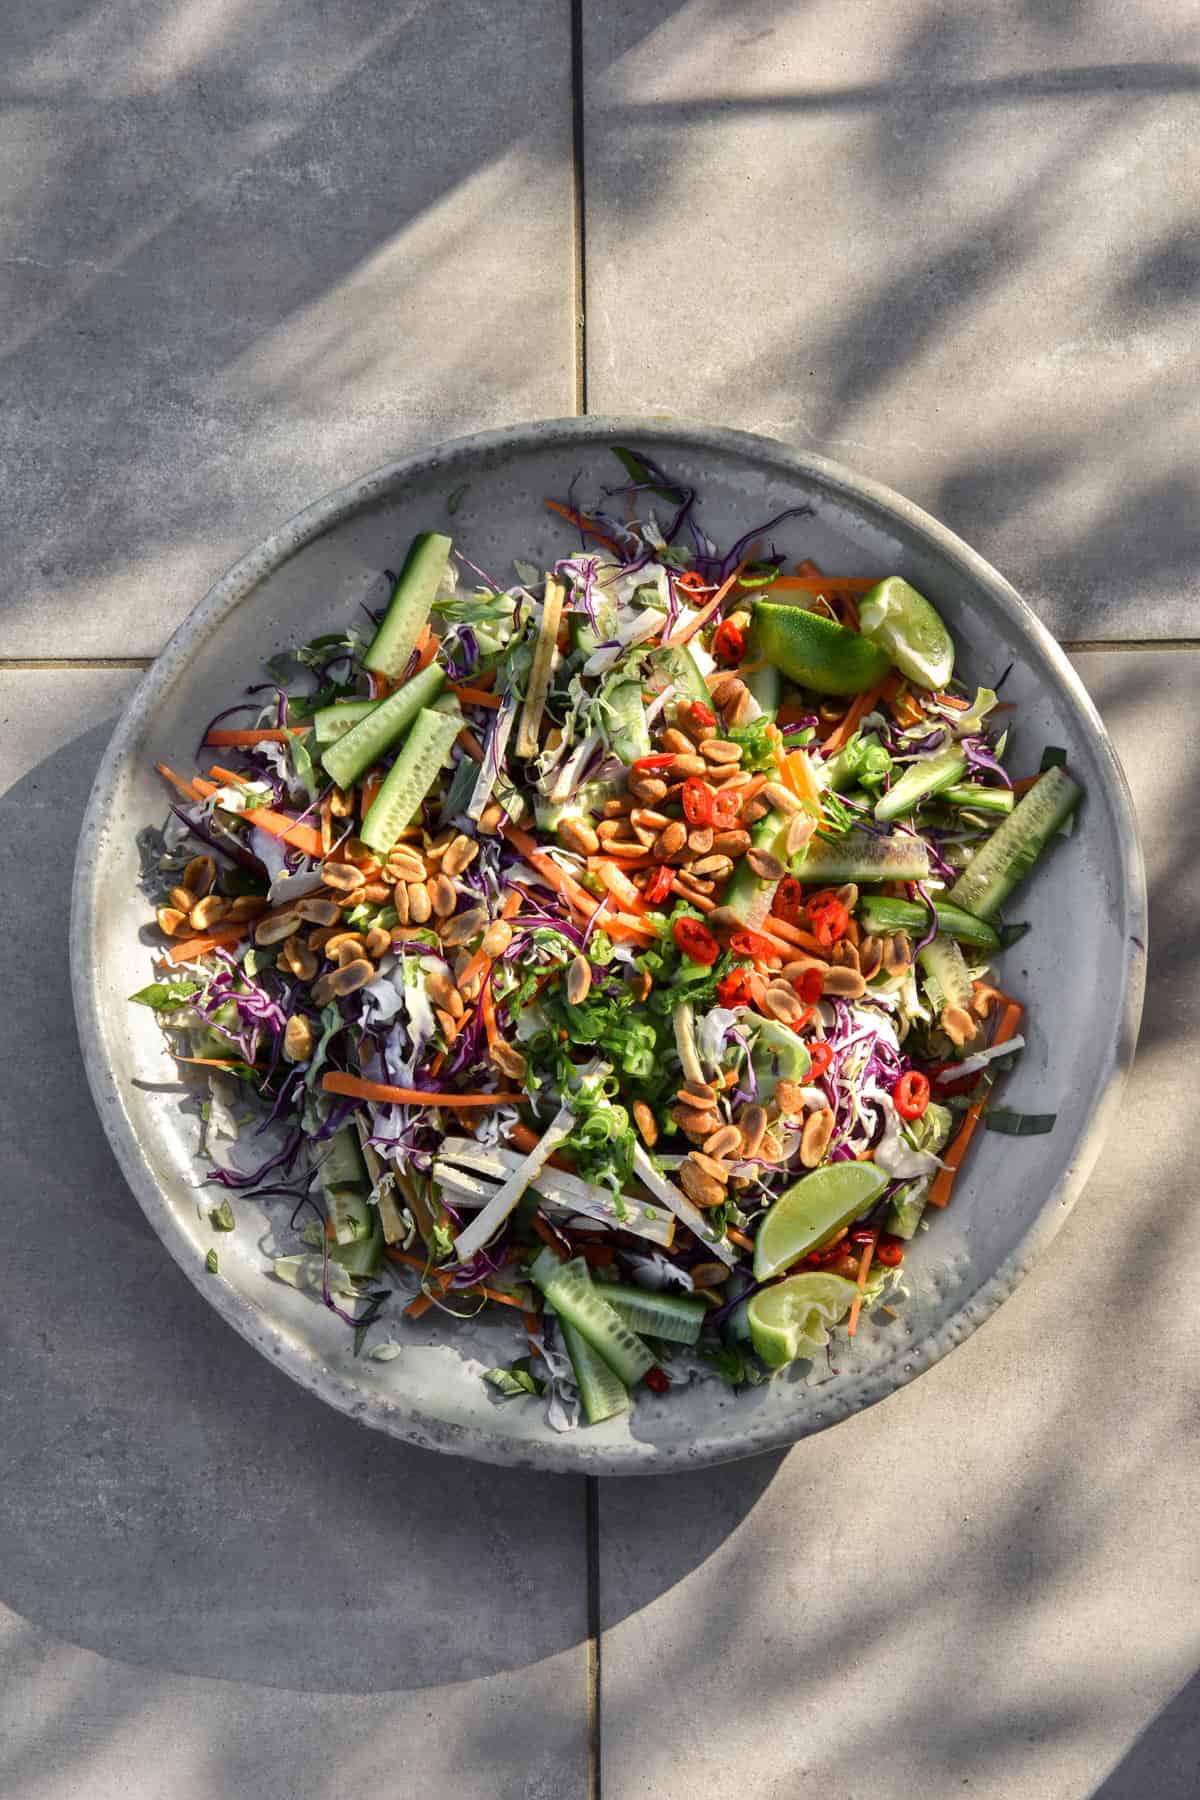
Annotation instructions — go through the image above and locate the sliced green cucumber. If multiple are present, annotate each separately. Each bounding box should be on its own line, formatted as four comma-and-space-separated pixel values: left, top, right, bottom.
857, 894, 1000, 951
791, 832, 931, 884
602, 1283, 707, 1346
822, 731, 889, 794
560, 1318, 631, 1423
360, 702, 463, 855
941, 783, 1014, 816
750, 1016, 812, 1101
918, 934, 973, 1011
313, 699, 378, 746
363, 532, 453, 680
604, 678, 652, 764
529, 1250, 654, 1386
320, 663, 446, 790
320, 1124, 369, 1194
725, 812, 790, 926
329, 1207, 383, 1277
947, 765, 1082, 919
874, 746, 966, 822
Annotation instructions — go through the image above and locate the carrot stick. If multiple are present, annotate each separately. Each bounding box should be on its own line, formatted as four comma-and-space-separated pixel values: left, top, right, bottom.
456, 890, 523, 996
195, 772, 326, 860
322, 1072, 523, 1108
480, 981, 500, 1051
925, 999, 1025, 1208
155, 762, 203, 803
448, 684, 503, 710
820, 680, 889, 758
204, 728, 306, 746
670, 876, 715, 913
412, 628, 440, 675
666, 556, 753, 648
592, 858, 645, 912
172, 1055, 265, 1069
457, 727, 486, 764
359, 772, 382, 816
767, 576, 876, 595
847, 1227, 880, 1336
1011, 772, 1045, 797
544, 498, 626, 558
162, 920, 252, 962
726, 1228, 755, 1253
501, 825, 656, 940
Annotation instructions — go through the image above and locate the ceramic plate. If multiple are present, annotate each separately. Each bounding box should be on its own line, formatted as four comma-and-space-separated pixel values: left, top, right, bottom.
70, 419, 1146, 1472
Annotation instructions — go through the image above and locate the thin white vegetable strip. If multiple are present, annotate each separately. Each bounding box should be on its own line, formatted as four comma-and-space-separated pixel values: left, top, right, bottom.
631, 1145, 738, 1269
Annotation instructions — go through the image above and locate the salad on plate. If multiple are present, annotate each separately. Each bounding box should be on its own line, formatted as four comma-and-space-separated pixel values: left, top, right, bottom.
135, 448, 1081, 1428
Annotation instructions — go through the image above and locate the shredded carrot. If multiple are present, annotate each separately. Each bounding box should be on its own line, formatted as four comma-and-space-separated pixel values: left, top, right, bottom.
531, 1215, 569, 1257
1011, 772, 1045, 797
193, 771, 326, 859
448, 684, 502, 710
544, 498, 626, 558
726, 1228, 755, 1253
155, 762, 203, 803
670, 876, 715, 914
172, 1055, 264, 1069
359, 772, 382, 816
457, 727, 486, 764
767, 575, 875, 596
820, 679, 889, 758
796, 559, 822, 576
890, 688, 926, 728
502, 825, 656, 941
204, 728, 306, 747
322, 1072, 524, 1107
934, 691, 971, 710
455, 890, 523, 998
480, 980, 500, 1051
847, 1227, 880, 1336
666, 555, 753, 648
926, 999, 1025, 1208
411, 626, 440, 676
592, 859, 645, 912
775, 747, 824, 819
162, 920, 252, 962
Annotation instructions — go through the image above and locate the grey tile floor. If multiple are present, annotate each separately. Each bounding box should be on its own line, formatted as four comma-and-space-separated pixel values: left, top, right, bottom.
1, 5, 1197, 1797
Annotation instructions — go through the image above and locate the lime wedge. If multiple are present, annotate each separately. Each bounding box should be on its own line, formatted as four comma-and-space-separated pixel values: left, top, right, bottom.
858, 577, 954, 691
749, 604, 892, 696
748, 1272, 860, 1367
752, 1162, 888, 1280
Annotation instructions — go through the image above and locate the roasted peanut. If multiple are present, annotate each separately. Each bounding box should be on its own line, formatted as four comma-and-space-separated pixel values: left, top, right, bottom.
738, 1103, 768, 1157
226, 893, 270, 923
671, 1106, 722, 1141
746, 847, 787, 881
490, 1039, 526, 1080
188, 894, 229, 931
392, 882, 410, 926
168, 885, 196, 914
633, 1100, 658, 1148
690, 1261, 730, 1289
385, 848, 428, 884
882, 931, 912, 977
659, 727, 695, 756
254, 911, 303, 945
857, 934, 884, 980
680, 1159, 726, 1208
183, 856, 217, 896
431, 873, 458, 918
941, 1004, 978, 1048
321, 861, 366, 893
774, 1080, 808, 1117
702, 739, 742, 765
763, 984, 807, 1025
482, 919, 514, 957
407, 882, 432, 924
653, 821, 688, 859
668, 753, 707, 778
441, 906, 488, 947
702, 1124, 743, 1160
800, 1108, 836, 1167
477, 801, 505, 835
364, 925, 392, 961
280, 935, 318, 981
557, 817, 600, 856
566, 954, 592, 1005
328, 785, 354, 818
283, 1015, 314, 1062
627, 774, 668, 804
759, 781, 803, 816
329, 958, 374, 997
712, 829, 751, 858
442, 834, 479, 879
155, 905, 188, 937
676, 1080, 718, 1110
296, 895, 341, 926
785, 812, 817, 856
688, 1150, 729, 1184
821, 966, 867, 999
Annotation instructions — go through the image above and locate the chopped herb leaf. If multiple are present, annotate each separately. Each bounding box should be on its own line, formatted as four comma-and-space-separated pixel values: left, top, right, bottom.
205, 1249, 219, 1274
984, 1109, 1056, 1136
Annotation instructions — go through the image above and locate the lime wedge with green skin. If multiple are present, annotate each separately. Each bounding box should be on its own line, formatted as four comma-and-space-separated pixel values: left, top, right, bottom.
858, 577, 954, 690
752, 1162, 889, 1280
748, 1272, 861, 1367
749, 603, 893, 696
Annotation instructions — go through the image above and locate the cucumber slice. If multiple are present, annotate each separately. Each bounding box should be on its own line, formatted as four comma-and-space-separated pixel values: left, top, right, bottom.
529, 1250, 655, 1386
857, 894, 1000, 951
947, 765, 1082, 920
320, 663, 446, 790
602, 1283, 707, 1346
940, 783, 1014, 816
313, 699, 378, 746
918, 934, 973, 1011
885, 1177, 930, 1241
605, 678, 652, 764
874, 746, 966, 823
750, 1016, 812, 1101
791, 832, 931, 885
725, 812, 790, 926
329, 1208, 383, 1277
560, 1318, 631, 1423
360, 703, 463, 855
319, 1125, 372, 1247
363, 532, 452, 680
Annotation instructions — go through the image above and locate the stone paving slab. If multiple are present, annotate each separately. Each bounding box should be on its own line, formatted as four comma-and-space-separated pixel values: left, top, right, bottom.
595, 650, 1199, 1800
0, 1, 575, 658
0, 670, 589, 1800
583, 3, 1200, 640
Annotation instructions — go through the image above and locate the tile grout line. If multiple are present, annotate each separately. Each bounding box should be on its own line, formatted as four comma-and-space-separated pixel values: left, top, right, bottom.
570, 0, 588, 415
585, 1476, 602, 1800
0, 657, 154, 670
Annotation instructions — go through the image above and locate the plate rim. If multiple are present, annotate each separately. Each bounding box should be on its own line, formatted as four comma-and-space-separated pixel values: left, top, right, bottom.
69, 416, 1148, 1473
